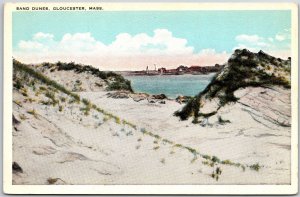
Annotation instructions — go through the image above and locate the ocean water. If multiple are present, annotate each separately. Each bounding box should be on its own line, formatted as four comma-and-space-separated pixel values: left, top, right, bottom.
124, 73, 216, 99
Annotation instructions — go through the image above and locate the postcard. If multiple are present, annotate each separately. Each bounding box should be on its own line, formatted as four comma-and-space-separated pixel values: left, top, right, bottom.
3, 2, 298, 194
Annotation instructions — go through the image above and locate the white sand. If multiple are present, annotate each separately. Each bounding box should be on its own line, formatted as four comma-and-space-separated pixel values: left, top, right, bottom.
13, 82, 290, 184
12, 69, 291, 185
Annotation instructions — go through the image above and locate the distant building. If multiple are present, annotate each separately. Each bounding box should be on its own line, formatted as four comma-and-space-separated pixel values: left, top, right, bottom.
158, 67, 167, 74
189, 66, 202, 72
176, 65, 189, 72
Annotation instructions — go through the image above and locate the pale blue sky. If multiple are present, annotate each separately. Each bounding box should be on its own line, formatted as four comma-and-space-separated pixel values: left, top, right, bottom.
12, 10, 291, 70
13, 10, 291, 53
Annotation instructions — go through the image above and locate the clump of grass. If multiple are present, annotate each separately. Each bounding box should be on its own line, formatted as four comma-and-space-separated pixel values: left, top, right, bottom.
13, 100, 22, 107
221, 159, 234, 165
122, 120, 137, 129
59, 105, 63, 112
211, 167, 222, 181
140, 128, 147, 134
112, 132, 119, 137
146, 131, 161, 139
13, 78, 23, 90
153, 140, 158, 144
115, 117, 121, 124
170, 150, 175, 154
19, 114, 27, 120
27, 109, 38, 119
211, 156, 221, 163
40, 100, 52, 105
241, 165, 246, 171
218, 116, 231, 125
45, 91, 59, 106
174, 144, 183, 148
39, 86, 47, 91
35, 90, 42, 96
137, 138, 142, 142
249, 163, 261, 171
68, 98, 79, 104
80, 98, 92, 116
153, 146, 160, 150
60, 97, 66, 102
160, 158, 165, 164
24, 98, 36, 103
103, 116, 109, 122
95, 107, 105, 113
91, 104, 97, 109
162, 139, 173, 145
202, 155, 211, 160
20, 87, 28, 97
185, 146, 198, 155
216, 167, 222, 175
136, 145, 141, 150
82, 98, 90, 106
80, 107, 90, 116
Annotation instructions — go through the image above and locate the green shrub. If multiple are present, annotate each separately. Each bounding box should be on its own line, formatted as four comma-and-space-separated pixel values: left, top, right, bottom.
211, 156, 221, 163
27, 109, 38, 119
250, 163, 261, 171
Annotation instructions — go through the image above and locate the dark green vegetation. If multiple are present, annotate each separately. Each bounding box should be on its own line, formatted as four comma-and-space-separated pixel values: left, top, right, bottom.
42, 61, 133, 92
175, 49, 291, 122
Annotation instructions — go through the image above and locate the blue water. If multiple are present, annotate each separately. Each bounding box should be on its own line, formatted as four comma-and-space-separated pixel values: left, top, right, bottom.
125, 73, 216, 99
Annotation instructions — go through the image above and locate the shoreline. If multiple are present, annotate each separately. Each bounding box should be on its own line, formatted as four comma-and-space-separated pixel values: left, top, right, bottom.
116, 71, 218, 76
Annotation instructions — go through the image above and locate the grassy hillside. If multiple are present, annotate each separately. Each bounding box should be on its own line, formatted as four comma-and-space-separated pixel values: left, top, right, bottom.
26, 60, 133, 92
175, 49, 291, 122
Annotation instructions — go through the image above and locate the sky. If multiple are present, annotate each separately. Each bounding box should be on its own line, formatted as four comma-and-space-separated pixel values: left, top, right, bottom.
12, 10, 291, 71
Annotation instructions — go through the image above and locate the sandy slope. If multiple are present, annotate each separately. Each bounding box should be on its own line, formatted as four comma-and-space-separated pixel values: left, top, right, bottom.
13, 84, 291, 185
80, 85, 291, 184
12, 58, 291, 185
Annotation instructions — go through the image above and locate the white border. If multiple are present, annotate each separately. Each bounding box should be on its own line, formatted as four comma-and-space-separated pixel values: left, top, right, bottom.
3, 2, 298, 194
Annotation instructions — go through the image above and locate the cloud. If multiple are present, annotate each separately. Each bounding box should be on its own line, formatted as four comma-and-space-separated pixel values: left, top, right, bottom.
235, 34, 262, 43
275, 29, 291, 42
33, 32, 54, 41
235, 34, 269, 48
13, 29, 229, 70
234, 29, 291, 59
275, 34, 285, 41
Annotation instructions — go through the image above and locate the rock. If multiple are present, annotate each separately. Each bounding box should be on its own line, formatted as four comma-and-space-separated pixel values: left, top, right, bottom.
13, 115, 20, 125
107, 91, 130, 99
151, 94, 167, 100
149, 100, 155, 103
159, 100, 166, 104
129, 93, 149, 102
13, 162, 23, 173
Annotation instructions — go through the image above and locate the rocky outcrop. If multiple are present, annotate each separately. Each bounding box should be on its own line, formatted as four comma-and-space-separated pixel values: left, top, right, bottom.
107, 91, 130, 99
175, 49, 291, 123
150, 94, 167, 100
